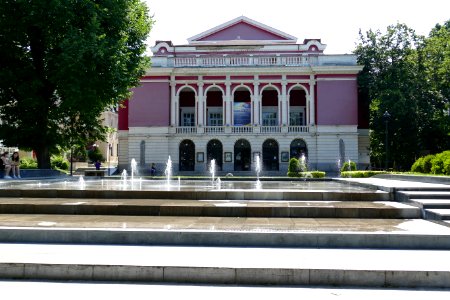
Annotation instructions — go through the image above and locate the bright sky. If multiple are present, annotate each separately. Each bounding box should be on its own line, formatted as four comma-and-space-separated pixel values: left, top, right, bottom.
144, 0, 449, 54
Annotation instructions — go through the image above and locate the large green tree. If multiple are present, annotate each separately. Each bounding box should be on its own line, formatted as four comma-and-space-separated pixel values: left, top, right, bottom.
0, 0, 153, 168
355, 22, 450, 170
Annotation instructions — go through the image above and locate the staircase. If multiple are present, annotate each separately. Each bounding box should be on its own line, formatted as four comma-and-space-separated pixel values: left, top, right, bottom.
0, 179, 450, 289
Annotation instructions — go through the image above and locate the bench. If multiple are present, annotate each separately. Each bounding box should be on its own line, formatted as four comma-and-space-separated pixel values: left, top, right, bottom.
84, 170, 107, 177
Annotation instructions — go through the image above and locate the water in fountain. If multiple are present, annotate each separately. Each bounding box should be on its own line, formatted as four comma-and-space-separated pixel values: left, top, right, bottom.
78, 176, 85, 189
216, 177, 221, 190
255, 154, 261, 181
299, 154, 307, 172
348, 159, 352, 171
209, 159, 216, 184
130, 159, 137, 181
120, 170, 127, 186
337, 159, 342, 177
165, 156, 172, 188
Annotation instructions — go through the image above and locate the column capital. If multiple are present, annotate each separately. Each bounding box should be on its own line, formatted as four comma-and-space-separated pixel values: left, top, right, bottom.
253, 82, 260, 87
197, 82, 204, 88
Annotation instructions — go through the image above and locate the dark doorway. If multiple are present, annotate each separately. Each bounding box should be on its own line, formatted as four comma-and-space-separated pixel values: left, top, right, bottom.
290, 139, 308, 159
234, 139, 251, 171
207, 139, 223, 170
179, 139, 195, 171
262, 139, 279, 171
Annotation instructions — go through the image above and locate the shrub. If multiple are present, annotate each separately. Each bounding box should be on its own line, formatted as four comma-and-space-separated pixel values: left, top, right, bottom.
308, 171, 326, 178
431, 151, 450, 175
87, 148, 104, 163
20, 157, 38, 169
288, 158, 299, 173
288, 171, 326, 178
51, 155, 69, 170
287, 171, 300, 177
411, 155, 435, 173
341, 171, 389, 178
341, 160, 356, 172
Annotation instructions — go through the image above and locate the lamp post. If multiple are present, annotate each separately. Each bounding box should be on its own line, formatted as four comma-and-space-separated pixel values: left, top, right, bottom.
383, 111, 391, 170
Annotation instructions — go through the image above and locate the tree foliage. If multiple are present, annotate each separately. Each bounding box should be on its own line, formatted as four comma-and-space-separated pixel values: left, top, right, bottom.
355, 22, 450, 170
0, 0, 153, 168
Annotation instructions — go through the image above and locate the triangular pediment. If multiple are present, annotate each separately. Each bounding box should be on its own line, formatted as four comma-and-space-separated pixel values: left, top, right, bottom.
188, 16, 297, 44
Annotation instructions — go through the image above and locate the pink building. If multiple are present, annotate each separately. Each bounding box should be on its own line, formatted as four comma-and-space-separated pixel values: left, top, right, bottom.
119, 16, 368, 174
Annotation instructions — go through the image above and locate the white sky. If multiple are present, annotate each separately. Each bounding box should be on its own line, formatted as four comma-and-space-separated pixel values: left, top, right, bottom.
144, 0, 449, 54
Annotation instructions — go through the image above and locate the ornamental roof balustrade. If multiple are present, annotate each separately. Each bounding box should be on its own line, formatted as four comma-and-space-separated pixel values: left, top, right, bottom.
152, 54, 357, 68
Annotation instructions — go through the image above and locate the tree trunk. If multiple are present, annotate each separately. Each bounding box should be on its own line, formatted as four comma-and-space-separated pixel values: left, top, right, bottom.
35, 146, 51, 169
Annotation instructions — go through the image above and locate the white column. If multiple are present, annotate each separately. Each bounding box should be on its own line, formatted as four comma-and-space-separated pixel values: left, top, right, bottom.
253, 78, 260, 125
197, 81, 204, 126
309, 75, 316, 125
305, 95, 310, 126
281, 79, 287, 125
170, 79, 176, 126
175, 95, 179, 126
225, 79, 231, 125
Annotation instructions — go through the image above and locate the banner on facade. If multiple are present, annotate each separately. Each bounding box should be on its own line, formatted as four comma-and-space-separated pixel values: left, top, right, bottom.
233, 102, 251, 126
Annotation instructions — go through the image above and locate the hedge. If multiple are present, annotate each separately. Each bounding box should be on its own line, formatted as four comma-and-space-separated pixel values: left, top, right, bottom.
340, 171, 389, 178
287, 171, 326, 178
411, 151, 450, 175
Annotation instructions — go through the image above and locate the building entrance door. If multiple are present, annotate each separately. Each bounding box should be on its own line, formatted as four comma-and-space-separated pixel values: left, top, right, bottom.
207, 139, 223, 170
262, 139, 279, 171
179, 140, 195, 171
234, 139, 251, 171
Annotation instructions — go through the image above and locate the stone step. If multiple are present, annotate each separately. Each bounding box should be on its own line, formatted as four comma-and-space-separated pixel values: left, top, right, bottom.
397, 191, 450, 200
0, 215, 449, 249
425, 209, 450, 220
2, 281, 450, 300
407, 199, 450, 209
0, 198, 420, 219
0, 189, 389, 201
0, 243, 450, 288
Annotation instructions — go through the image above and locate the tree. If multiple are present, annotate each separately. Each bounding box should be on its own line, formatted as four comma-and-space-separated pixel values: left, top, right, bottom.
355, 23, 423, 169
417, 21, 450, 152
0, 0, 153, 168
355, 22, 450, 170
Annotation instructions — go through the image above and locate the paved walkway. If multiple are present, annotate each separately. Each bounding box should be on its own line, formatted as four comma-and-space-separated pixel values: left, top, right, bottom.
0, 280, 449, 300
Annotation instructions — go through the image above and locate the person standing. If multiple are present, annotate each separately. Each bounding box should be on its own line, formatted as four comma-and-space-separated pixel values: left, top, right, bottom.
11, 150, 21, 178
1, 152, 12, 179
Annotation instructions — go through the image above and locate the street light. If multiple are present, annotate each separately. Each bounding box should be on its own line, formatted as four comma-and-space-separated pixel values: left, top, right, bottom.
383, 111, 391, 170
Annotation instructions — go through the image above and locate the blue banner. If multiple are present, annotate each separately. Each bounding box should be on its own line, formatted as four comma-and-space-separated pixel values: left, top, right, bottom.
233, 102, 251, 126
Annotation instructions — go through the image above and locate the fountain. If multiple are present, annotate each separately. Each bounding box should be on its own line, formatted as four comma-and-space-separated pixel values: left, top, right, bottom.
165, 156, 172, 188
255, 154, 262, 189
120, 169, 127, 187
216, 177, 221, 190
130, 158, 137, 181
209, 159, 216, 184
337, 159, 342, 177
255, 154, 261, 181
299, 154, 307, 173
78, 176, 85, 189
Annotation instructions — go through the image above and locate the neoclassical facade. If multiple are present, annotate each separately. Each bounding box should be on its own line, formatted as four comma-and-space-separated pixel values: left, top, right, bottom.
118, 16, 369, 174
